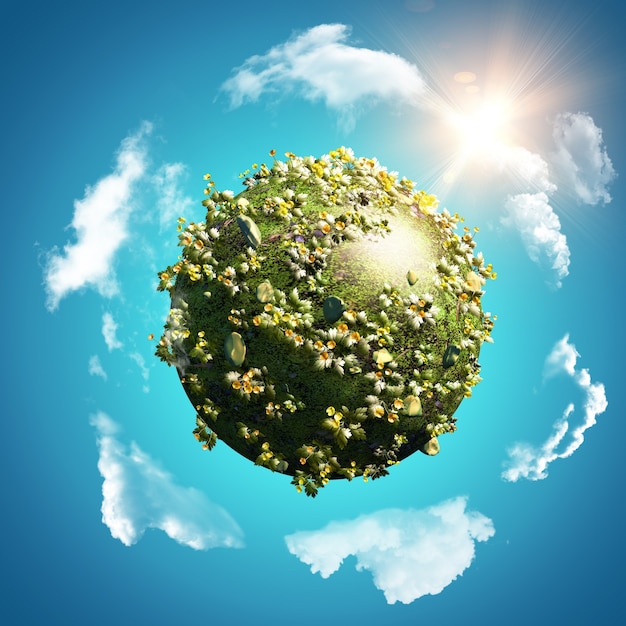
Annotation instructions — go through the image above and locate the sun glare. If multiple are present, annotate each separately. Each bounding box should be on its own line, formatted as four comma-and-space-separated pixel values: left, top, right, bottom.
448, 100, 512, 155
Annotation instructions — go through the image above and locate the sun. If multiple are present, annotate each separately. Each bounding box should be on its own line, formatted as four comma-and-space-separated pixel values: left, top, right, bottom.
447, 99, 512, 156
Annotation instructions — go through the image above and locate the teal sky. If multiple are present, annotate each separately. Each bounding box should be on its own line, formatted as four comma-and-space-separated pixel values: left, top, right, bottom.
3, 0, 625, 623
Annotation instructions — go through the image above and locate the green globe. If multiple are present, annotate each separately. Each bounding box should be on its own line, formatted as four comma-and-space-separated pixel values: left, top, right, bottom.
155, 147, 496, 496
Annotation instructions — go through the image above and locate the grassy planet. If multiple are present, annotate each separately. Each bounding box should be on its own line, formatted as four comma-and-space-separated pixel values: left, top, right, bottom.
155, 147, 496, 497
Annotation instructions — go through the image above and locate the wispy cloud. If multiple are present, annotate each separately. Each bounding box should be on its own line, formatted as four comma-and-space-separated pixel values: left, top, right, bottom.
551, 112, 616, 205
219, 26, 616, 288
500, 145, 557, 195
129, 352, 150, 392
43, 122, 152, 311
88, 355, 107, 380
153, 163, 195, 231
501, 112, 615, 286
102, 312, 123, 351
503, 191, 570, 288
90, 412, 244, 549
285, 497, 494, 604
490, 140, 569, 288
220, 23, 427, 131
502, 334, 608, 482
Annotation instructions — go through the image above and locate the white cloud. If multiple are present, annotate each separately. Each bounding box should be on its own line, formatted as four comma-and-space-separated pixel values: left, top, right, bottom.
493, 144, 569, 288
153, 163, 195, 231
502, 334, 608, 482
129, 352, 150, 392
285, 497, 494, 605
88, 355, 107, 380
90, 412, 244, 550
543, 333, 578, 378
43, 122, 152, 311
220, 23, 427, 131
499, 145, 557, 194
551, 112, 616, 205
102, 312, 123, 351
503, 192, 570, 288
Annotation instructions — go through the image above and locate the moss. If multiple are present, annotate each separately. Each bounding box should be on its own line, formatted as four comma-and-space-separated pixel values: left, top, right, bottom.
155, 148, 496, 496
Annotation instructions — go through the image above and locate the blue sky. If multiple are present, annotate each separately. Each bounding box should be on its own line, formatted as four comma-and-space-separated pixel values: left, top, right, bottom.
3, 0, 625, 623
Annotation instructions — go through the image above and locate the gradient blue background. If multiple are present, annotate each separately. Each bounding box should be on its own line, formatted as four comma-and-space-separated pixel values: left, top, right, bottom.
2, 0, 624, 624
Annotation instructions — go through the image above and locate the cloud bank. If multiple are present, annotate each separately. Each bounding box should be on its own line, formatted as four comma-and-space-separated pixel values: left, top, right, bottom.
502, 334, 608, 482
221, 23, 427, 131
551, 112, 616, 205
90, 412, 244, 550
43, 122, 152, 311
285, 497, 494, 604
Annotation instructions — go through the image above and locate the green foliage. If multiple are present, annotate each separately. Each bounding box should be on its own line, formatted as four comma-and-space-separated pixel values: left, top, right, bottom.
154, 147, 497, 496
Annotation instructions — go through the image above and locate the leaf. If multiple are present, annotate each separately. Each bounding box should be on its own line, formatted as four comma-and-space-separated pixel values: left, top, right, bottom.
322, 417, 339, 432
204, 432, 218, 451
350, 426, 366, 440
304, 482, 318, 498
335, 428, 350, 449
